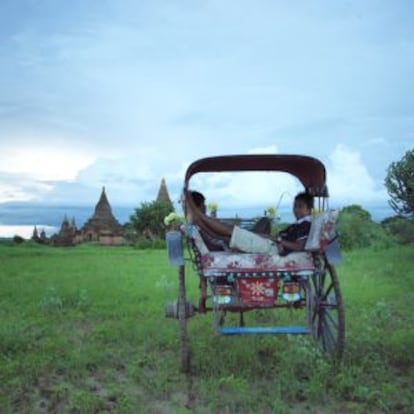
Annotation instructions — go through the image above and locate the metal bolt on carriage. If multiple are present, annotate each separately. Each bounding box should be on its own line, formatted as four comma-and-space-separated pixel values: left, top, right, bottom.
166, 154, 345, 372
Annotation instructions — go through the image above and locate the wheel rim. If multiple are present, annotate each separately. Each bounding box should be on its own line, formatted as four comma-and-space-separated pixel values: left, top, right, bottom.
309, 256, 345, 359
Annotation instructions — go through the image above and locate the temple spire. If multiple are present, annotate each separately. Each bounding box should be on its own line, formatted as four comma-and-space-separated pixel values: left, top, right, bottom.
32, 226, 39, 240
93, 186, 113, 217
156, 178, 173, 208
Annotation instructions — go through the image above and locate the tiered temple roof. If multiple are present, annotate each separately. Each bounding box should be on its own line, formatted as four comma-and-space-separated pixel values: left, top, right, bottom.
81, 187, 124, 236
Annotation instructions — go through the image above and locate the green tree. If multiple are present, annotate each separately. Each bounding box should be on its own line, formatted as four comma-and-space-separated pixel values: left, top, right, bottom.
129, 200, 173, 240
385, 149, 414, 217
340, 204, 371, 221
13, 235, 25, 244
337, 205, 390, 250
381, 216, 414, 244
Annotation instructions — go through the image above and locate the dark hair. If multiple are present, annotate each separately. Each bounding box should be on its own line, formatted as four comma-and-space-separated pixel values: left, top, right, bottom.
294, 192, 314, 210
189, 191, 205, 208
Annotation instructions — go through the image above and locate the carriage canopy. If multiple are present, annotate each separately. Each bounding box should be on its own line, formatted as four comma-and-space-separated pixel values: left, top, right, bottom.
184, 154, 328, 197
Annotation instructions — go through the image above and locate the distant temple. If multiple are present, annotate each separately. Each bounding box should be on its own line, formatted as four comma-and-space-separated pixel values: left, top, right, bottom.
31, 226, 48, 243
50, 216, 77, 247
80, 187, 125, 245
51, 187, 126, 246
49, 180, 173, 247
31, 226, 39, 241
156, 177, 173, 209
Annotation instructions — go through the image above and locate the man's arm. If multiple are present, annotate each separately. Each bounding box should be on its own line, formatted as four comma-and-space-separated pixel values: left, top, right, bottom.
276, 221, 311, 254
276, 236, 307, 252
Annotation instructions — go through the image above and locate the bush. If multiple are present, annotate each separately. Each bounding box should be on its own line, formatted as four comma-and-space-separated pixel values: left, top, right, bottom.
12, 235, 25, 244
133, 237, 166, 250
382, 216, 414, 244
337, 205, 392, 250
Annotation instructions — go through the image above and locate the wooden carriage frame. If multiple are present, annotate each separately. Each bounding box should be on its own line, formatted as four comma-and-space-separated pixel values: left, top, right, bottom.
166, 154, 345, 372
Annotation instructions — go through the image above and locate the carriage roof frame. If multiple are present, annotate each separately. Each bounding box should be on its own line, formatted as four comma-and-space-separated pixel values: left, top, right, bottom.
184, 154, 329, 197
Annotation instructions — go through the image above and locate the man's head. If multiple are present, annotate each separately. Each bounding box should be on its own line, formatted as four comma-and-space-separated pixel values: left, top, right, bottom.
293, 192, 313, 219
189, 191, 206, 214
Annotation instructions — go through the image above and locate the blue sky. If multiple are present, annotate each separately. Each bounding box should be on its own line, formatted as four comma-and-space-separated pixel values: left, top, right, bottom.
0, 0, 413, 217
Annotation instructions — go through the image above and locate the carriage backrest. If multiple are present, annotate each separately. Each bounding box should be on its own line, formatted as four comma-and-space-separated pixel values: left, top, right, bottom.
305, 210, 338, 252
181, 224, 210, 255
182, 209, 338, 257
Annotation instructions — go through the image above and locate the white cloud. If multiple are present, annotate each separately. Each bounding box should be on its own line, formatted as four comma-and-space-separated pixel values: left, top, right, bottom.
193, 171, 301, 212
327, 144, 387, 206
186, 144, 303, 215
0, 135, 96, 181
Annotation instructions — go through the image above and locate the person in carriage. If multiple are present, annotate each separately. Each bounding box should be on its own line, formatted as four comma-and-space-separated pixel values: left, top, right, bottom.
188, 189, 313, 257
271, 191, 313, 256
187, 190, 230, 252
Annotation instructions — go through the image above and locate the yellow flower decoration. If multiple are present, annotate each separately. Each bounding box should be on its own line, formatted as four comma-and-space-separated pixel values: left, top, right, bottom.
266, 206, 277, 216
207, 202, 217, 213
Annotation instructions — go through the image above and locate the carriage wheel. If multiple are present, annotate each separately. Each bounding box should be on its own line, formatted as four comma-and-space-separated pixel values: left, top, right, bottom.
309, 256, 345, 360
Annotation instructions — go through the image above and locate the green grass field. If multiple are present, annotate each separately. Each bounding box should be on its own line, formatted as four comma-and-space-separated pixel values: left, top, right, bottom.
1, 243, 413, 413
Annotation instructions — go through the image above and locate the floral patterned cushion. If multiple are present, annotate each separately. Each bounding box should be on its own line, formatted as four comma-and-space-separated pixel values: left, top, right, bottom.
200, 251, 314, 275
305, 210, 338, 251
182, 223, 316, 275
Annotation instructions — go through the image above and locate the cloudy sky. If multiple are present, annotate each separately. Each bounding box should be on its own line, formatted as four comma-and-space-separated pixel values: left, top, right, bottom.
0, 0, 413, 216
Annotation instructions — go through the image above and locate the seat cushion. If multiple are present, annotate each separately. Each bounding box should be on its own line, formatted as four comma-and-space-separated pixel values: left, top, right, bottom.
200, 251, 314, 275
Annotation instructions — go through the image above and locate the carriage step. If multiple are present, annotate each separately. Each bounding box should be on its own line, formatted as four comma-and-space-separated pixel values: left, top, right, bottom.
220, 326, 311, 335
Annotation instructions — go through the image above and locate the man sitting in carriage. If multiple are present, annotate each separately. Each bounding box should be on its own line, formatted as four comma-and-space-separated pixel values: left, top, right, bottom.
187, 189, 313, 257
275, 192, 313, 255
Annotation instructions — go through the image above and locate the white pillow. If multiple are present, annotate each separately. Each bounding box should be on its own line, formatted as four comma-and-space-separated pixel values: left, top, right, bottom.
305, 210, 338, 251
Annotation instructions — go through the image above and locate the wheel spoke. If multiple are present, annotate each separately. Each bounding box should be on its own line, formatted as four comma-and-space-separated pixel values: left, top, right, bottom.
320, 313, 337, 352
324, 307, 339, 330
319, 272, 325, 296
321, 270, 326, 293
319, 316, 328, 350
312, 273, 321, 297
317, 312, 324, 339
311, 305, 318, 324
321, 282, 333, 302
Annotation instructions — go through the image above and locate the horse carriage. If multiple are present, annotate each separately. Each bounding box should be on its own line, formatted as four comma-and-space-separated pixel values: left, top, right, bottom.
166, 154, 345, 372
